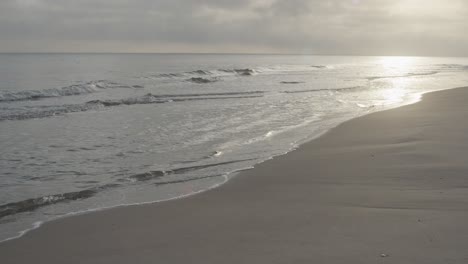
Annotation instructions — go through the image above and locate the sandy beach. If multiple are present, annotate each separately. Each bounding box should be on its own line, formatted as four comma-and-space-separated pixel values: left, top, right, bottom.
2, 86, 468, 264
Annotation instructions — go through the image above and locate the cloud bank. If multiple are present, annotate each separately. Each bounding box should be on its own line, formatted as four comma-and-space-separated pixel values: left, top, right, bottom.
1, 0, 467, 55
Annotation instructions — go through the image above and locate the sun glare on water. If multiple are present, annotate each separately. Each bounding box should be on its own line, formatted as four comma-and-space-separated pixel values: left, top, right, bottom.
379, 56, 415, 70
377, 57, 418, 105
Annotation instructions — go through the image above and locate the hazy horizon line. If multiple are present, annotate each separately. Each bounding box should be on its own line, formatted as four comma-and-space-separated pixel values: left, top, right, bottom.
0, 52, 467, 58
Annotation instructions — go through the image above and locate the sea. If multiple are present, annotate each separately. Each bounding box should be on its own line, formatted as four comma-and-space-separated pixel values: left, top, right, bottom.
1, 54, 468, 242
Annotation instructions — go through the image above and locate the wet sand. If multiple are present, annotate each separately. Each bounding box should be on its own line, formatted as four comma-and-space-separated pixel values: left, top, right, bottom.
2, 87, 468, 264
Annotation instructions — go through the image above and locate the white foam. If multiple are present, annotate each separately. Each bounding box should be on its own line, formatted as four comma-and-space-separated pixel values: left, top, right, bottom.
0, 174, 230, 244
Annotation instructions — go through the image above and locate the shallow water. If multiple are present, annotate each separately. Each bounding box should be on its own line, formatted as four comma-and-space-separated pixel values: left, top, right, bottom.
1, 54, 468, 241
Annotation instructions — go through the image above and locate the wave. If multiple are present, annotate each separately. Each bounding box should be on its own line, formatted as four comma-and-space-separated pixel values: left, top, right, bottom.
151, 68, 258, 80
0, 80, 143, 103
367, 71, 439, 81
435, 64, 468, 70
0, 184, 119, 219
87, 92, 264, 107
187, 77, 219, 84
0, 158, 255, 219
152, 91, 264, 98
218, 68, 257, 76
280, 81, 305, 84
1, 104, 102, 121
436, 64, 461, 68
282, 86, 364, 94
0, 91, 265, 121
148, 64, 332, 82
129, 159, 254, 182
156, 70, 213, 78
154, 174, 223, 186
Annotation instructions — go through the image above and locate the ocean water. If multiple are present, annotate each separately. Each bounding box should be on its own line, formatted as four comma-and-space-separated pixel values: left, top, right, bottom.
1, 54, 468, 241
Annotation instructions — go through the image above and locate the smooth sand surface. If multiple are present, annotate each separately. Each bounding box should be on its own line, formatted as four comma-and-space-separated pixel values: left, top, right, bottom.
2, 87, 468, 264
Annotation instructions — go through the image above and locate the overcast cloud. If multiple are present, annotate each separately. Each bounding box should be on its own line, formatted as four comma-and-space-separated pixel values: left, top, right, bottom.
0, 0, 467, 55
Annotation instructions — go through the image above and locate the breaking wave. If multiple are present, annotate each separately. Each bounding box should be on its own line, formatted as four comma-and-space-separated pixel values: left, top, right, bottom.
0, 91, 265, 121
0, 184, 119, 219
145, 65, 333, 82
187, 77, 219, 84
367, 71, 439, 81
220, 68, 257, 76
153, 175, 223, 186
0, 159, 254, 219
282, 86, 364, 94
129, 159, 255, 182
151, 68, 258, 80
435, 64, 468, 70
1, 84, 377, 121
0, 80, 143, 102
280, 81, 305, 84
86, 91, 264, 107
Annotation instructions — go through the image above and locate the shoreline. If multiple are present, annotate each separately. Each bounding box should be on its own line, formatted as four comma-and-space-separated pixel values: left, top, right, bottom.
0, 87, 425, 244
2, 86, 468, 263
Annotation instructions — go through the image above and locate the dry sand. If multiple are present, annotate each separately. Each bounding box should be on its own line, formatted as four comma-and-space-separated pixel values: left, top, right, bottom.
2, 87, 468, 264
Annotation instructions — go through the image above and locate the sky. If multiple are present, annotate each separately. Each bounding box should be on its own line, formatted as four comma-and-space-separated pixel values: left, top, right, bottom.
0, 0, 467, 56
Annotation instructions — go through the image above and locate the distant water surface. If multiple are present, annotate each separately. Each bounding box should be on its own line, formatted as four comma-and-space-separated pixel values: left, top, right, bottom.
1, 54, 468, 241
